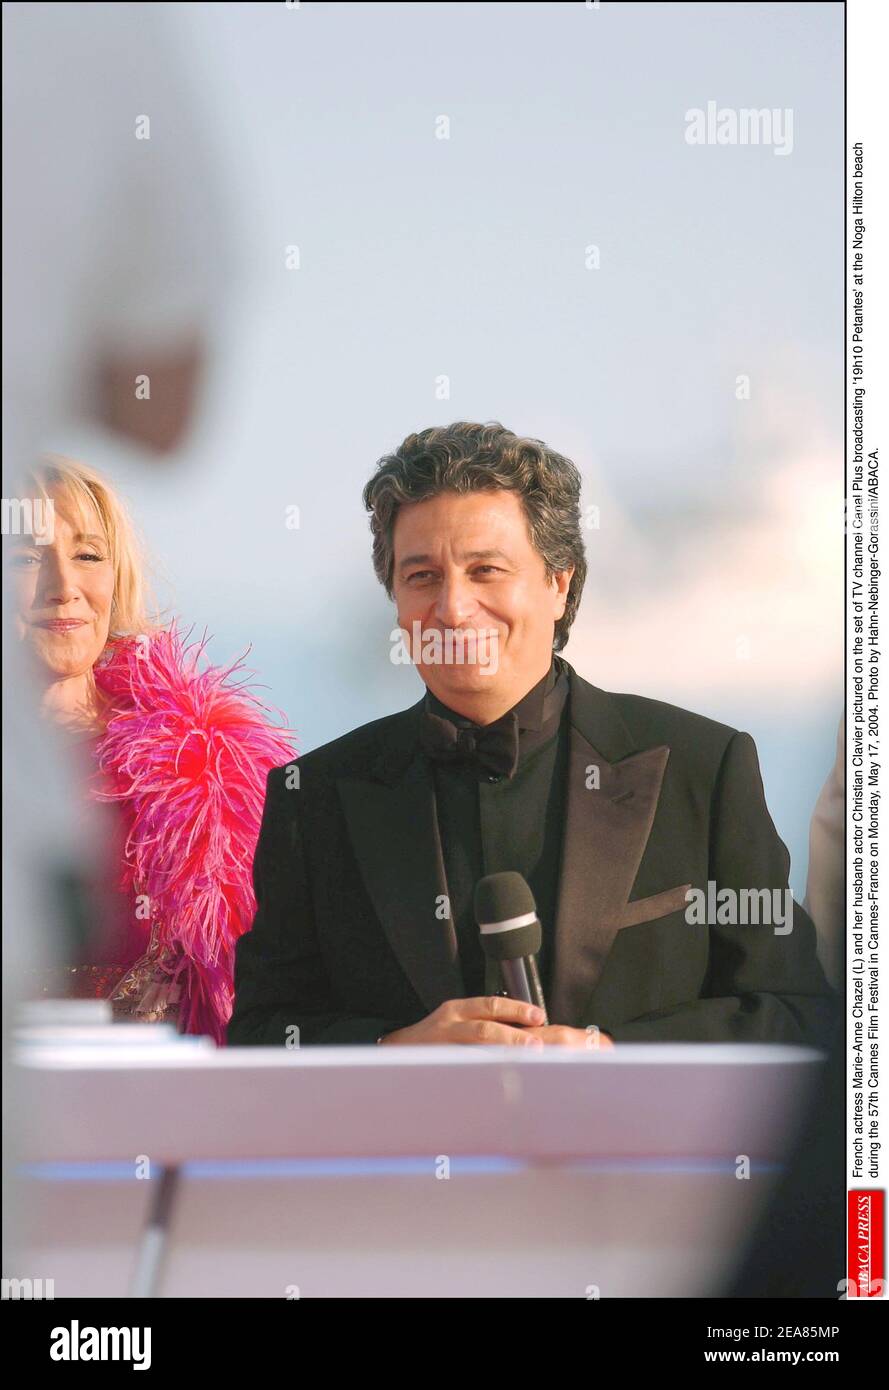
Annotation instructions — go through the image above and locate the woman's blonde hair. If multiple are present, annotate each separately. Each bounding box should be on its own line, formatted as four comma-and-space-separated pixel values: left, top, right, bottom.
25, 454, 163, 646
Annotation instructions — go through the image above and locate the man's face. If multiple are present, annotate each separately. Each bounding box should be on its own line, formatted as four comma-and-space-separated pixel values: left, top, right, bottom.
392, 488, 573, 706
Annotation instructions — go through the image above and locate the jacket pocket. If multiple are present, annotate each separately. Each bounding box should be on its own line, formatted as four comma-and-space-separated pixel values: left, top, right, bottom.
615, 883, 692, 930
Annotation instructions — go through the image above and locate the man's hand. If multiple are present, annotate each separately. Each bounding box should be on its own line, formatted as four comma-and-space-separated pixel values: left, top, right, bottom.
379, 996, 547, 1046
524, 1024, 614, 1049
378, 999, 614, 1048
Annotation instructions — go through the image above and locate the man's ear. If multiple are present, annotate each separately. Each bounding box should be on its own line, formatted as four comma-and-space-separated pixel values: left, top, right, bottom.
553, 566, 575, 616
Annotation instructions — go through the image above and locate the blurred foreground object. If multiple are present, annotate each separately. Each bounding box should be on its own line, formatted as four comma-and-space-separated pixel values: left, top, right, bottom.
3, 0, 235, 1276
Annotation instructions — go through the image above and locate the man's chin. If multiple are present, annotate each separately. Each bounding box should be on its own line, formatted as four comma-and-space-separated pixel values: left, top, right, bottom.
422, 662, 502, 692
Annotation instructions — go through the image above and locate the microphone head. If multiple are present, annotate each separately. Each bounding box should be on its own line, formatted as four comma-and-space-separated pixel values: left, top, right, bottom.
475, 870, 535, 922
474, 872, 542, 961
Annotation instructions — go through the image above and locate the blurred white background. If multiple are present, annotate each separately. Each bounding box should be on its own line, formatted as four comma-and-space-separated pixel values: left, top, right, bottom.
60, 0, 842, 893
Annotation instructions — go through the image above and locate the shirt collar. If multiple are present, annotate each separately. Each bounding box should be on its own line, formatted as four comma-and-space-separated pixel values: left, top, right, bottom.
424, 654, 564, 732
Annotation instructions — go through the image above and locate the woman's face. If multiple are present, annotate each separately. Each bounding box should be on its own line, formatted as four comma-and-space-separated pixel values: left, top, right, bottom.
10, 492, 115, 681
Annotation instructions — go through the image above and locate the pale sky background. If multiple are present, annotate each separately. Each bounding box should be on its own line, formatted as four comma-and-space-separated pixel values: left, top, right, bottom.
58, 0, 842, 894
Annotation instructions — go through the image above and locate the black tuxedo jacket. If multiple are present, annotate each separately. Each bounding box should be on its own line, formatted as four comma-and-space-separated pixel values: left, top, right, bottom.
228, 663, 837, 1047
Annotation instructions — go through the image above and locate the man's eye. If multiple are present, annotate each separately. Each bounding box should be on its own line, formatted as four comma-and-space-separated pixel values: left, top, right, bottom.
407, 571, 434, 582
474, 566, 502, 575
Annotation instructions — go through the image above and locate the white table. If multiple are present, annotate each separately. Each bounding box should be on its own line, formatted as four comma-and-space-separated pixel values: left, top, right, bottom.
10, 1038, 822, 1298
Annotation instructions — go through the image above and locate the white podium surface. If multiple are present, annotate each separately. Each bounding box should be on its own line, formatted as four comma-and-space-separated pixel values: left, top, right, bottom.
11, 1038, 822, 1298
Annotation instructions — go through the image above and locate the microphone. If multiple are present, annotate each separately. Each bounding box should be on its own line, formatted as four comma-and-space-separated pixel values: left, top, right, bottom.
474, 871, 549, 1023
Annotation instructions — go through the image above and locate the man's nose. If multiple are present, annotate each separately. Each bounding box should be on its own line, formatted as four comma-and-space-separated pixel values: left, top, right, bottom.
434, 573, 477, 628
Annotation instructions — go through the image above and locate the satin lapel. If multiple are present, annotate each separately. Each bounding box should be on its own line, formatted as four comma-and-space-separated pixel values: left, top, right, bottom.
549, 671, 671, 1028
335, 702, 465, 1014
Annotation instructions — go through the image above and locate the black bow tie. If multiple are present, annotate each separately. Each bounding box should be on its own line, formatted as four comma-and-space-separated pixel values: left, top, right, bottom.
419, 709, 520, 780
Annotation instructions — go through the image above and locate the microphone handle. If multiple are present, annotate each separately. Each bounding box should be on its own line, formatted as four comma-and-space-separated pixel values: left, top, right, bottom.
500, 954, 548, 1023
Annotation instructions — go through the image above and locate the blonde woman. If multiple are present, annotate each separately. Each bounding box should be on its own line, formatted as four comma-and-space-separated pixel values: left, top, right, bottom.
9, 457, 296, 1042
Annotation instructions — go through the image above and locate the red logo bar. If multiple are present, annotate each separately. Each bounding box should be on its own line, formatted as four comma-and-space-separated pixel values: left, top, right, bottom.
848, 1190, 885, 1297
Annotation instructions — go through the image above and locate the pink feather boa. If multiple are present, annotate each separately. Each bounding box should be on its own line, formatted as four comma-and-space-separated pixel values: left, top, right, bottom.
91, 626, 297, 1044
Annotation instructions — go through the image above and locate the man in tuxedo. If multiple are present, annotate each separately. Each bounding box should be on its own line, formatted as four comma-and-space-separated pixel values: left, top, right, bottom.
229, 422, 837, 1049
